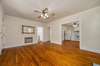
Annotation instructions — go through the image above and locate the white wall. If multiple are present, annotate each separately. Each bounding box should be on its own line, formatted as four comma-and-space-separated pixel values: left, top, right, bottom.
0, 3, 3, 54
48, 21, 62, 44
3, 15, 48, 48
48, 6, 100, 53
80, 6, 100, 53
43, 23, 50, 41
48, 11, 79, 45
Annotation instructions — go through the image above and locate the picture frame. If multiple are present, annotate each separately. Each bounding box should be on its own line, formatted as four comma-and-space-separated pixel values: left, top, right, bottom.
22, 25, 35, 34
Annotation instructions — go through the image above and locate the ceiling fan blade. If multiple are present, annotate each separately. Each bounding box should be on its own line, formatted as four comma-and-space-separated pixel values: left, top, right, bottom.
44, 8, 48, 11
42, 8, 48, 13
34, 10, 41, 13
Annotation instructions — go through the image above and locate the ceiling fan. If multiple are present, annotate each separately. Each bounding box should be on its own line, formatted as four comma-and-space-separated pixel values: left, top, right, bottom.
34, 8, 55, 19
72, 21, 80, 28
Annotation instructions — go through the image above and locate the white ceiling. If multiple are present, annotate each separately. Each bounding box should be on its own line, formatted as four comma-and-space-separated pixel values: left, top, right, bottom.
1, 0, 100, 22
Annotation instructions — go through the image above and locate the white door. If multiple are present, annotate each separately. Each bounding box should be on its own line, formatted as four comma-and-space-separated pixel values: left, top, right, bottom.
37, 27, 43, 41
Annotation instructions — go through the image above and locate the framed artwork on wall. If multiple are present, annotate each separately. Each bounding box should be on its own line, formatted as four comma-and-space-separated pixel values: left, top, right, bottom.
22, 25, 35, 34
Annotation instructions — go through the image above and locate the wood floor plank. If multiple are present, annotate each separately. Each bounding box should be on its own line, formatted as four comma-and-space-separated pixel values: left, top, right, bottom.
0, 43, 100, 66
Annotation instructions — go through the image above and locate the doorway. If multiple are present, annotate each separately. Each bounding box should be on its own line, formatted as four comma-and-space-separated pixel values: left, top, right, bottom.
62, 21, 80, 48
37, 27, 44, 42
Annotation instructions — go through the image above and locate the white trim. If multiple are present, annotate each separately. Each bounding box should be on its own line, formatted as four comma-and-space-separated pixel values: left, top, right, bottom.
3, 42, 37, 49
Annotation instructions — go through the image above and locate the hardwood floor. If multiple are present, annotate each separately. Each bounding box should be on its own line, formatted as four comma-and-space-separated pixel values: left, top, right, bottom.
63, 40, 80, 49
0, 43, 100, 66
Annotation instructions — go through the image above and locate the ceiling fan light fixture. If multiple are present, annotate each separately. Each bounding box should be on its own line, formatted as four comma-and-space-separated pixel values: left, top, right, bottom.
34, 8, 55, 19
45, 13, 48, 17
41, 14, 43, 17
43, 16, 46, 19
41, 13, 49, 19
72, 23, 77, 27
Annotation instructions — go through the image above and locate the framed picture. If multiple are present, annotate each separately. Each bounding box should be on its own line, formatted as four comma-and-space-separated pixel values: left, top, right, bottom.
22, 25, 35, 34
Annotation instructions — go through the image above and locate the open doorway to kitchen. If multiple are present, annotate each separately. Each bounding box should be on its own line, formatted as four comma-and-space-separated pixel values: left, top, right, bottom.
62, 21, 80, 49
